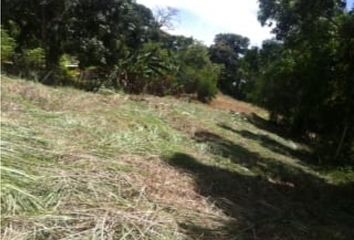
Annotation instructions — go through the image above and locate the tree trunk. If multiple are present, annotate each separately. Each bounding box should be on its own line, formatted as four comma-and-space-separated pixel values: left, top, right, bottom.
334, 123, 349, 160
43, 46, 61, 85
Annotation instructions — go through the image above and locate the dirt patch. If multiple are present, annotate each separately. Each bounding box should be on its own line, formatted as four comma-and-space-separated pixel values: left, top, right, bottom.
209, 94, 264, 115
167, 115, 203, 136
1, 101, 24, 113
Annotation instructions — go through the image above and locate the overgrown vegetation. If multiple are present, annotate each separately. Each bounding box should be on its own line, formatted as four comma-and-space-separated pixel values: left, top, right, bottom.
1, 0, 219, 102
237, 0, 354, 164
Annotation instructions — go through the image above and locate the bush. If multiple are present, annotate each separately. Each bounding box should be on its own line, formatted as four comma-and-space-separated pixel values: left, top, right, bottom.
11, 47, 46, 80
110, 41, 220, 102
197, 67, 219, 102
59, 54, 80, 85
1, 27, 16, 63
112, 42, 177, 95
23, 48, 45, 68
175, 43, 221, 102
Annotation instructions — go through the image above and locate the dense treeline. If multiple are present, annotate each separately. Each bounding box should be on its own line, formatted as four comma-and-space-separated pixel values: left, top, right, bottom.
1, 0, 219, 102
1, 0, 353, 163
238, 0, 353, 164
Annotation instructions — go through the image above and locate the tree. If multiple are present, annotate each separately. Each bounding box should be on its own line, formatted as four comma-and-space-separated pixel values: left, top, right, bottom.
328, 12, 354, 160
209, 33, 249, 99
176, 42, 221, 102
254, 0, 353, 163
64, 0, 157, 69
1, 0, 159, 84
240, 46, 260, 100
2, 0, 74, 72
161, 34, 194, 52
258, 0, 346, 42
154, 7, 179, 30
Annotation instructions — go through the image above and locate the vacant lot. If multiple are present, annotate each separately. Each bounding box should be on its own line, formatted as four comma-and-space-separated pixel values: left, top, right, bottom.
1, 76, 353, 240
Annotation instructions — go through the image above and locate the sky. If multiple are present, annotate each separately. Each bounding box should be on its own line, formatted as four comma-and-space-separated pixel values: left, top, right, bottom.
136, 0, 274, 47
137, 0, 354, 47
347, 0, 354, 10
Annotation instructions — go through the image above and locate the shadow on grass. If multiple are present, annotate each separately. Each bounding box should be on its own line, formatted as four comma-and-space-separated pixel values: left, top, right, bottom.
166, 131, 354, 239
193, 131, 259, 166
233, 114, 354, 168
246, 113, 293, 140
230, 113, 330, 166
218, 123, 312, 162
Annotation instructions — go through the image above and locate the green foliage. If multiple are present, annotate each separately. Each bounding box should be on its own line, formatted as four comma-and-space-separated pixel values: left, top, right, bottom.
161, 34, 194, 51
209, 33, 249, 99
240, 46, 260, 100
58, 54, 79, 85
246, 0, 354, 163
10, 47, 46, 81
2, 0, 75, 70
67, 0, 157, 69
1, 27, 16, 63
1, 0, 159, 82
196, 67, 219, 102
175, 43, 220, 102
105, 40, 220, 101
98, 42, 170, 95
113, 42, 176, 94
1, 0, 220, 102
22, 48, 45, 68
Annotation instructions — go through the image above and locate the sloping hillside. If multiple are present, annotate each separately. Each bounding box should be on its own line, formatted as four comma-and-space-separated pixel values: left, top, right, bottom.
1, 76, 353, 240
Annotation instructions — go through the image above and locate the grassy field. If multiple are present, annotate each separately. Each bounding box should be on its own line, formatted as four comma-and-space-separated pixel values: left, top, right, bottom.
1, 75, 353, 240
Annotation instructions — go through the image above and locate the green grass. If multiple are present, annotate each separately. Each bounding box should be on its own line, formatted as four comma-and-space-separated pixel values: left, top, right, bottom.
1, 75, 353, 240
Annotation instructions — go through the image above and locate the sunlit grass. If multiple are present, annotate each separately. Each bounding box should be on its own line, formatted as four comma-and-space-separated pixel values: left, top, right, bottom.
1, 75, 353, 239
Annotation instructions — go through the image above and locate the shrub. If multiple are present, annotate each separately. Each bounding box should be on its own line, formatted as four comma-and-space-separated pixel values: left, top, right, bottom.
59, 54, 80, 85
23, 48, 45, 68
197, 67, 219, 102
11, 48, 46, 80
175, 43, 221, 102
112, 42, 177, 95
1, 27, 16, 63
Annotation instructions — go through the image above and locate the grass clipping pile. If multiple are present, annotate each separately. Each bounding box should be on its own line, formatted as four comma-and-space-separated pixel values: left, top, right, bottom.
0, 77, 227, 240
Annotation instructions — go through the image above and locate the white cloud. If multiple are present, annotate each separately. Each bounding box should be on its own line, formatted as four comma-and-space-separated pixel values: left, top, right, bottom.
136, 0, 273, 46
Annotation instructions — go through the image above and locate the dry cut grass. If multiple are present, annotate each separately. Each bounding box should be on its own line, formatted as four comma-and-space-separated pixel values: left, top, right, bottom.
1, 75, 353, 240
0, 76, 228, 240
